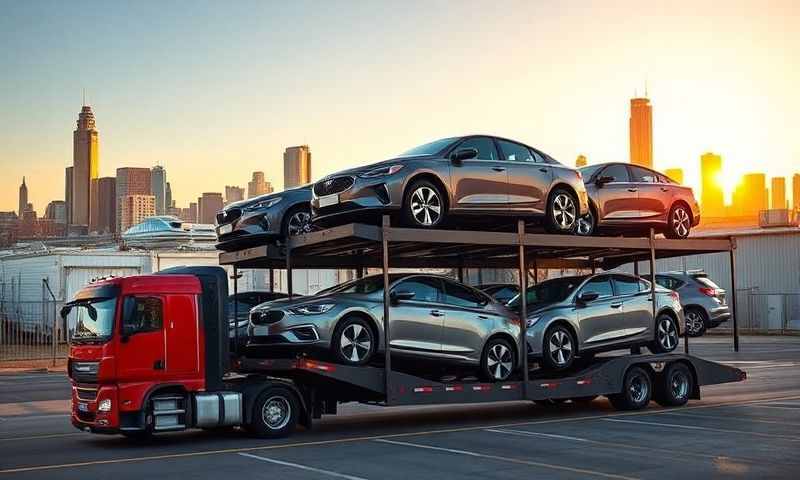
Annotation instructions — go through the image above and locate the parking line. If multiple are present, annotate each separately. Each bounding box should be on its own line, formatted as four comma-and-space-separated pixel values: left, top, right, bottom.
374, 439, 638, 480
485, 428, 590, 443
0, 432, 83, 443
238, 452, 368, 480
658, 411, 800, 427
737, 404, 800, 411
602, 418, 800, 441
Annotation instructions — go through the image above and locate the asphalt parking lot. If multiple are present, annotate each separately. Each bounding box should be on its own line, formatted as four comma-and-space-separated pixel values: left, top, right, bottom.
1, 335, 799, 479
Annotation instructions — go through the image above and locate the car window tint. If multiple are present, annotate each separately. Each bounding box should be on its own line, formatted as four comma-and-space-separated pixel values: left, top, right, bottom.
639, 279, 652, 291
456, 137, 498, 161
490, 286, 518, 302
629, 166, 658, 183
497, 139, 536, 163
394, 278, 441, 303
580, 276, 614, 299
601, 164, 630, 182
614, 275, 640, 296
695, 276, 721, 290
444, 281, 486, 308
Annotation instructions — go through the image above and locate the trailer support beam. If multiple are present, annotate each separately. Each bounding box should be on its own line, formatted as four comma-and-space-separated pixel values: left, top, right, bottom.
518, 221, 529, 394
233, 265, 239, 356
730, 238, 739, 352
381, 216, 392, 402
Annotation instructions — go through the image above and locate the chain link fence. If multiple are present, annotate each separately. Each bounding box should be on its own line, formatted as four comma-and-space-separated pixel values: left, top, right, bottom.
0, 278, 69, 363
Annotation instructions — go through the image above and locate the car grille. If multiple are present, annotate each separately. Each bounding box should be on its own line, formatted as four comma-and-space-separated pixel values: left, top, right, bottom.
251, 310, 285, 325
75, 384, 99, 401
314, 176, 355, 196
216, 208, 242, 225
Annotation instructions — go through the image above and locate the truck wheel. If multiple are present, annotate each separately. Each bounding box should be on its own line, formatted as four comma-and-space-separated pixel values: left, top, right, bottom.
608, 366, 652, 411
655, 362, 693, 407
332, 316, 376, 366
248, 386, 299, 438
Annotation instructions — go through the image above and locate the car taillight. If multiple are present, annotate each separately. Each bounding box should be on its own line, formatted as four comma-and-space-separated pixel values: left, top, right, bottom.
670, 291, 680, 301
699, 287, 716, 297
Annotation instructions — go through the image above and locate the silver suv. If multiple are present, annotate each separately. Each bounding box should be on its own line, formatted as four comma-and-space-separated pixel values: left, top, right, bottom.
655, 271, 730, 337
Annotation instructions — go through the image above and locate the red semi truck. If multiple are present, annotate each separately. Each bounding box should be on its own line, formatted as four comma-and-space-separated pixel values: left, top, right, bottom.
65, 266, 745, 440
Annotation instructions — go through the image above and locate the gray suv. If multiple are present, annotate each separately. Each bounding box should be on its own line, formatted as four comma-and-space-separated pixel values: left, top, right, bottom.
655, 271, 730, 337
248, 274, 522, 381
507, 273, 683, 370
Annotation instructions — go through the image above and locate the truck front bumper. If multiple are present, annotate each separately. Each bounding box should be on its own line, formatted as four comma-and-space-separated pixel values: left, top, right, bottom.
71, 384, 120, 433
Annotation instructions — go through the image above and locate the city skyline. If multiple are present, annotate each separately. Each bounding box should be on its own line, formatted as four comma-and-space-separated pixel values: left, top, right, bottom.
1, 1, 798, 213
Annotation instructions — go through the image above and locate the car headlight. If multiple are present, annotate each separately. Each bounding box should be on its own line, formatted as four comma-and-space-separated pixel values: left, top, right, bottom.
288, 303, 336, 315
357, 164, 404, 178
526, 316, 541, 328
243, 196, 283, 211
98, 399, 112, 412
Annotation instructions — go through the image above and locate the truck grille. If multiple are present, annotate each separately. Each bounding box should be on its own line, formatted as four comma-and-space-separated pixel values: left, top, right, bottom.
216, 208, 242, 226
75, 384, 99, 401
70, 361, 99, 383
314, 176, 354, 196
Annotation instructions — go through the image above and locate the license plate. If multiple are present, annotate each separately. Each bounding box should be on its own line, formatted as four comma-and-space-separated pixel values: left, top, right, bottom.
217, 224, 233, 235
77, 402, 89, 412
318, 194, 340, 208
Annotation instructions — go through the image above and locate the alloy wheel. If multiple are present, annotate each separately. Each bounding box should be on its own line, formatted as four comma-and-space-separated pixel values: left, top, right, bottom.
685, 311, 703, 336
549, 330, 573, 366
576, 210, 594, 236
262, 396, 291, 430
671, 207, 691, 238
670, 370, 689, 401
629, 375, 649, 404
552, 193, 577, 230
286, 211, 312, 236
657, 317, 678, 351
339, 323, 372, 363
487, 343, 513, 380
410, 187, 442, 226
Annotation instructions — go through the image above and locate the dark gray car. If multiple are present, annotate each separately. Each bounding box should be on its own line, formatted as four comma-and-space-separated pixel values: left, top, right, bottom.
215, 185, 312, 252
507, 273, 683, 370
655, 271, 730, 337
311, 135, 589, 233
248, 273, 522, 381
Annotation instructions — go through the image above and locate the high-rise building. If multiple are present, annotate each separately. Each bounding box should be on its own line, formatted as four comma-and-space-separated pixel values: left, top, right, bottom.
732, 173, 768, 217
248, 171, 273, 198
0, 212, 19, 247
65, 167, 73, 225
45, 200, 67, 225
284, 145, 312, 188
665, 168, 684, 185
72, 104, 99, 230
225, 185, 245, 204
629, 97, 653, 168
115, 167, 151, 233
700, 152, 724, 218
188, 202, 198, 223
771, 177, 787, 210
18, 177, 28, 216
165, 182, 173, 209
793, 174, 800, 213
119, 194, 155, 232
197, 193, 224, 224
91, 177, 117, 234
151, 166, 167, 215
575, 155, 587, 168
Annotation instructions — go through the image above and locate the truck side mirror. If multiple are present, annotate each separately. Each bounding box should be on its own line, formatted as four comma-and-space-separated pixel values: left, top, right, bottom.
60, 305, 72, 319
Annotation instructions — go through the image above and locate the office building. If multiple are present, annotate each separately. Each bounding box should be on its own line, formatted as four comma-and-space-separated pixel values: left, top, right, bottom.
284, 145, 312, 188
115, 167, 151, 233
197, 193, 223, 224
166, 182, 173, 209
771, 177, 787, 210
90, 177, 117, 234
629, 98, 652, 168
0, 212, 19, 247
45, 200, 67, 225
65, 167, 73, 225
119, 194, 156, 232
225, 185, 245, 204
700, 152, 724, 218
151, 166, 167, 215
188, 202, 198, 223
793, 174, 800, 212
732, 173, 768, 217
72, 104, 100, 229
665, 168, 684, 185
248, 171, 273, 198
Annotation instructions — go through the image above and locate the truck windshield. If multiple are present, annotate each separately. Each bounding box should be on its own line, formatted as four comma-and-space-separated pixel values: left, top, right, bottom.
68, 298, 117, 341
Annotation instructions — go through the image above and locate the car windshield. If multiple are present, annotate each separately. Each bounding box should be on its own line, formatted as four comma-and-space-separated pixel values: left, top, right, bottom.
397, 137, 459, 158
67, 297, 117, 341
579, 164, 603, 180
507, 276, 586, 312
317, 274, 413, 295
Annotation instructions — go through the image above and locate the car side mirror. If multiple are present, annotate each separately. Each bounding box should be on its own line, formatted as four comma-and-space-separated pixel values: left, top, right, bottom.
450, 148, 478, 164
390, 290, 416, 304
595, 175, 614, 187
577, 291, 600, 304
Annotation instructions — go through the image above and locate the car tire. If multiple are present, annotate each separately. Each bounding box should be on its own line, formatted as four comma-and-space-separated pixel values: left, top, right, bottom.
654, 362, 693, 407
608, 366, 652, 411
282, 205, 313, 238
664, 203, 692, 239
541, 324, 576, 371
403, 180, 446, 228
331, 316, 376, 366
480, 337, 515, 382
546, 188, 579, 234
650, 313, 680, 353
247, 386, 299, 438
684, 307, 707, 337
575, 207, 596, 236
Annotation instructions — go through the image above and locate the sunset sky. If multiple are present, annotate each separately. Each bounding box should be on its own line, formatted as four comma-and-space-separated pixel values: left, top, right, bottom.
1, 0, 798, 213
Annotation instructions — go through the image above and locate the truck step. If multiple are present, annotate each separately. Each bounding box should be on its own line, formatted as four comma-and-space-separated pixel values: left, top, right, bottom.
153, 424, 186, 432
152, 395, 184, 401
153, 409, 186, 416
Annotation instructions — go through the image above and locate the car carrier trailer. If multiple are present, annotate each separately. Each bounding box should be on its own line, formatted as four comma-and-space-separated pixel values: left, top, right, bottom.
67, 218, 745, 439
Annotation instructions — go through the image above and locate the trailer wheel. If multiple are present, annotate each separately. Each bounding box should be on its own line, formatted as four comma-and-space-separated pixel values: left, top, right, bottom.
608, 366, 652, 411
654, 362, 693, 407
248, 386, 299, 438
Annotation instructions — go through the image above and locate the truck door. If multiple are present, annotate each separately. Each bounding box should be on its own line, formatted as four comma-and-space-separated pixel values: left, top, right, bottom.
117, 296, 166, 382
164, 294, 200, 378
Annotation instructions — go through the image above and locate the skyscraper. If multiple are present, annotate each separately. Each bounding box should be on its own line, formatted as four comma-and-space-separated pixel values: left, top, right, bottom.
92, 177, 116, 234
225, 185, 245, 204
629, 97, 652, 168
45, 200, 67, 225
575, 155, 587, 168
151, 166, 167, 215
284, 145, 312, 188
771, 177, 787, 210
793, 174, 800, 213
18, 177, 28, 216
732, 173, 768, 217
188, 202, 198, 223
65, 167, 73, 225
665, 168, 684, 185
165, 182, 173, 209
115, 167, 151, 233
248, 171, 273, 198
72, 104, 99, 231
119, 195, 155, 232
197, 193, 224, 224
700, 152, 724, 218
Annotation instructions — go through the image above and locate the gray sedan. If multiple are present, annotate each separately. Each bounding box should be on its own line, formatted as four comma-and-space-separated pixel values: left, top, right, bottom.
248, 274, 522, 381
507, 273, 683, 370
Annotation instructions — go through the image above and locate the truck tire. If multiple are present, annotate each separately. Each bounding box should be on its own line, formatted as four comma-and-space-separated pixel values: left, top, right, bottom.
608, 366, 652, 411
654, 362, 693, 407
247, 386, 299, 438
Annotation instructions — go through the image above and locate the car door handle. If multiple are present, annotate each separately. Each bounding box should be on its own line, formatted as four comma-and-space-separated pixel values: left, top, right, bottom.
539, 168, 549, 173
627, 188, 638, 192
492, 166, 506, 172
430, 310, 445, 317
610, 302, 623, 309
477, 315, 489, 320
660, 187, 669, 192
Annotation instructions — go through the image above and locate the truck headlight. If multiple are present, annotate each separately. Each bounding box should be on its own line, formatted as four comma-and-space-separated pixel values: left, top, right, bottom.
288, 303, 335, 315
98, 399, 112, 412
526, 316, 541, 328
